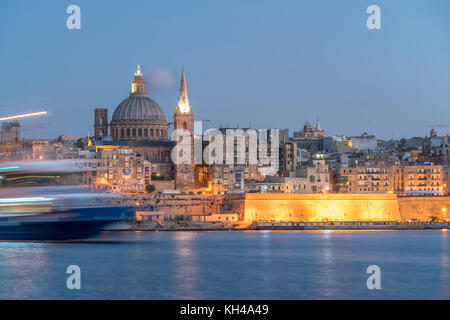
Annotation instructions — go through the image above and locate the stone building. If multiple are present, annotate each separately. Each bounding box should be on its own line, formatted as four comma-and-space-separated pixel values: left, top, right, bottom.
323, 135, 352, 153
293, 120, 325, 138
94, 108, 108, 140
336, 163, 445, 196
78, 148, 152, 193
431, 135, 450, 166
292, 120, 325, 153
336, 165, 397, 194
1, 122, 20, 144
172, 66, 195, 191
349, 132, 378, 152
109, 65, 169, 141
92, 65, 197, 184
402, 164, 444, 196
279, 140, 298, 177
0, 120, 21, 160
203, 127, 280, 194
245, 159, 331, 193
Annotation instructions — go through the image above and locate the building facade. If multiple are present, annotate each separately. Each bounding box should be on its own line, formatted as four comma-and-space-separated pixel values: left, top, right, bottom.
336, 164, 445, 196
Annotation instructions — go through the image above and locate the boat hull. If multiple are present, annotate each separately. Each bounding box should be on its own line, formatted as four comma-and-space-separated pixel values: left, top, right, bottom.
0, 220, 112, 241
0, 207, 135, 241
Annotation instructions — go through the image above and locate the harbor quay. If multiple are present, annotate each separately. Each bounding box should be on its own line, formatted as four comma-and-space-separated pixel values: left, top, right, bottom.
105, 193, 450, 231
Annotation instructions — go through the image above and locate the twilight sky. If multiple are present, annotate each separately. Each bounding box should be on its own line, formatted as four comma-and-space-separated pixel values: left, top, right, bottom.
1, 0, 449, 140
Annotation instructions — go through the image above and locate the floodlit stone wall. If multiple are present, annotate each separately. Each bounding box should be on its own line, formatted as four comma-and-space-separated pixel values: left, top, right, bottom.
120, 193, 449, 223
235, 193, 402, 222
398, 197, 450, 221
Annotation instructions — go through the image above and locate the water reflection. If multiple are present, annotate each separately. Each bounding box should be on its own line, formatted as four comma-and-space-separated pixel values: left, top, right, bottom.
0, 231, 449, 299
314, 231, 340, 298
0, 242, 49, 299
441, 230, 448, 299
259, 231, 273, 296
172, 232, 201, 299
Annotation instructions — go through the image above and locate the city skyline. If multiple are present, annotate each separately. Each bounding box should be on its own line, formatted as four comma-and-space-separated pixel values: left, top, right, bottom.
0, 1, 449, 303
1, 0, 450, 140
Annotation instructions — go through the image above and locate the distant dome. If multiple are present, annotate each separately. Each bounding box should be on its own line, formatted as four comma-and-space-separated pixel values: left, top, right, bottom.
303, 121, 313, 131
110, 96, 167, 125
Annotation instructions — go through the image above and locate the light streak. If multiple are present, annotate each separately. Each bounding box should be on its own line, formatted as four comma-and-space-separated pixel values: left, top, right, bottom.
0, 166, 20, 171
0, 111, 47, 121
0, 197, 55, 204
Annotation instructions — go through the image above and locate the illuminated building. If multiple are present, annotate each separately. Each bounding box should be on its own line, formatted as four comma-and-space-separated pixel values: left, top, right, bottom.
109, 65, 169, 141
79, 148, 152, 192
32, 140, 50, 160
173, 66, 195, 191
402, 164, 444, 196
246, 159, 331, 193
201, 127, 280, 195
337, 165, 397, 194
92, 65, 176, 180
337, 163, 445, 196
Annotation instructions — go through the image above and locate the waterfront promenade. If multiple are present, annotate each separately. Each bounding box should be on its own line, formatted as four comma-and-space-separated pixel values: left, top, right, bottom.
108, 220, 450, 232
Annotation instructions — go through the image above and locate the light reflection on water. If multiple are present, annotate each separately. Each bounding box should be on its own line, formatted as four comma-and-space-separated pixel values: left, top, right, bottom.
172, 232, 201, 299
441, 230, 448, 298
0, 243, 48, 299
0, 230, 448, 299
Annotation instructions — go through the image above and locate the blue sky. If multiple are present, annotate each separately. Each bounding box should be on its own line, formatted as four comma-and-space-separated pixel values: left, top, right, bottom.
1, 0, 449, 139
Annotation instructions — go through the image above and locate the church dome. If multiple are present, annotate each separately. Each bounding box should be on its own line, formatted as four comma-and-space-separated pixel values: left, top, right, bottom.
109, 65, 169, 141
111, 96, 167, 124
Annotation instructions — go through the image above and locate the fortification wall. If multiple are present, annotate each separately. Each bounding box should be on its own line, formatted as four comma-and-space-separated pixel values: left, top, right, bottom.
117, 193, 449, 223
117, 194, 223, 216
398, 196, 449, 221
237, 193, 402, 222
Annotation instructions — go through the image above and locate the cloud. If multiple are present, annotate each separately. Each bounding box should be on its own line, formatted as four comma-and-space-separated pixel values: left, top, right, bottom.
144, 66, 177, 93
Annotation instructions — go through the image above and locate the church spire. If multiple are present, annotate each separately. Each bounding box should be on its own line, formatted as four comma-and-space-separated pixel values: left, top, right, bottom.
176, 66, 191, 114
178, 66, 189, 107
315, 118, 322, 131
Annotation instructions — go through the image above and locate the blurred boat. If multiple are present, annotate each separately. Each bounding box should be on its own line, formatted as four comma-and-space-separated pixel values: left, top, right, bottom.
0, 186, 135, 241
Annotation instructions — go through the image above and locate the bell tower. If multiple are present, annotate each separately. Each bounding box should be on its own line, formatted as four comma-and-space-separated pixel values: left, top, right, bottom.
173, 66, 194, 190
94, 108, 108, 140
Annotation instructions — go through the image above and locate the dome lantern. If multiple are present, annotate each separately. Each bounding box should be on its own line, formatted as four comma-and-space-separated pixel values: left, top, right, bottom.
131, 64, 147, 96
